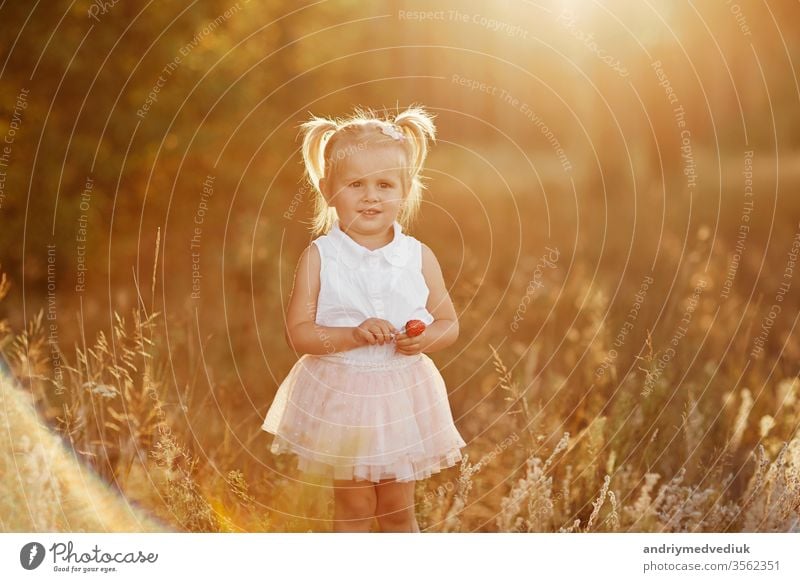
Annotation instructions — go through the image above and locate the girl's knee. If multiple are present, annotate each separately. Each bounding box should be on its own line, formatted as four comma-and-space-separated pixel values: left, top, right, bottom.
375, 487, 415, 523
375, 502, 416, 531
376, 510, 415, 530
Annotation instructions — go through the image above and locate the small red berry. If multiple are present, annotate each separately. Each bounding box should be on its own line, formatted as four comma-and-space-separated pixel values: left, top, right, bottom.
404, 319, 426, 337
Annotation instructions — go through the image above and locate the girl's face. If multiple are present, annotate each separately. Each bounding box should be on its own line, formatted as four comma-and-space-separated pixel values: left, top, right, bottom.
320, 144, 407, 236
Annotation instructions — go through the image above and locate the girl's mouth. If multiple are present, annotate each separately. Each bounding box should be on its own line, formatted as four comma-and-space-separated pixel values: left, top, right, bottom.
360, 209, 381, 216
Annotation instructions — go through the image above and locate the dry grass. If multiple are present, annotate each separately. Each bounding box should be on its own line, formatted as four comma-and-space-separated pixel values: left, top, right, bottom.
0, 260, 165, 531
1, 216, 799, 533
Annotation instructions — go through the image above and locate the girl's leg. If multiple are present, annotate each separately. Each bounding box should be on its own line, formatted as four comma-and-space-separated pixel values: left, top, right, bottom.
332, 478, 376, 532
374, 478, 419, 532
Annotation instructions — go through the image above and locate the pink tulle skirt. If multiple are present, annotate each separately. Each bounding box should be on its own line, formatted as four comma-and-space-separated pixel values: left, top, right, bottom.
261, 352, 466, 483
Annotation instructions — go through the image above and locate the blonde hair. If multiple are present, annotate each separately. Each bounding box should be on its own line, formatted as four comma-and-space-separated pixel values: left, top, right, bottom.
298, 105, 437, 236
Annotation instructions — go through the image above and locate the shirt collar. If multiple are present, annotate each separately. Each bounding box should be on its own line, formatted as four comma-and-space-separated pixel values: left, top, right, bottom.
328, 219, 410, 268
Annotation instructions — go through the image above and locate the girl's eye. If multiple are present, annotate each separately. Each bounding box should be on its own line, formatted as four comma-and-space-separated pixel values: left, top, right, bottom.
349, 181, 361, 187
380, 182, 392, 188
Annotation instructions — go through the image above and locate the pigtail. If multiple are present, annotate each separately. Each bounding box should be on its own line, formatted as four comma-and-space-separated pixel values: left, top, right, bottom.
299, 115, 339, 194
298, 115, 340, 236
393, 106, 437, 224
394, 106, 436, 177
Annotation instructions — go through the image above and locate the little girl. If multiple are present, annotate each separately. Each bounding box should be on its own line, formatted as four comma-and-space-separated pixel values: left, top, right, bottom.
262, 105, 466, 533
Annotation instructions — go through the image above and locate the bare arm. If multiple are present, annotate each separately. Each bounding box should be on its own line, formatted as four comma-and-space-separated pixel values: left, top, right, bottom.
284, 243, 362, 355
396, 243, 459, 355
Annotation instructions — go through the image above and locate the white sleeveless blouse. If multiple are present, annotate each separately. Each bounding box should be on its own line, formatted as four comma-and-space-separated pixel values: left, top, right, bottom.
312, 219, 435, 364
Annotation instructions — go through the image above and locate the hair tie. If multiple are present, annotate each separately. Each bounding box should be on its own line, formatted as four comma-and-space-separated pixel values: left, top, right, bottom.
380, 124, 405, 141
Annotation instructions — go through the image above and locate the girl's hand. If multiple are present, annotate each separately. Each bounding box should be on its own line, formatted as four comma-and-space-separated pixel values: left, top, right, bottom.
352, 318, 399, 346
394, 330, 426, 355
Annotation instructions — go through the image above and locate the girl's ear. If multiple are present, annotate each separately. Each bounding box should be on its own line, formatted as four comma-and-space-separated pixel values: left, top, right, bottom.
319, 176, 330, 203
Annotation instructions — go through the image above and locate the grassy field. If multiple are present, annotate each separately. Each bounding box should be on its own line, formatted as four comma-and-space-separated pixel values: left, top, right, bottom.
1, 180, 798, 532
